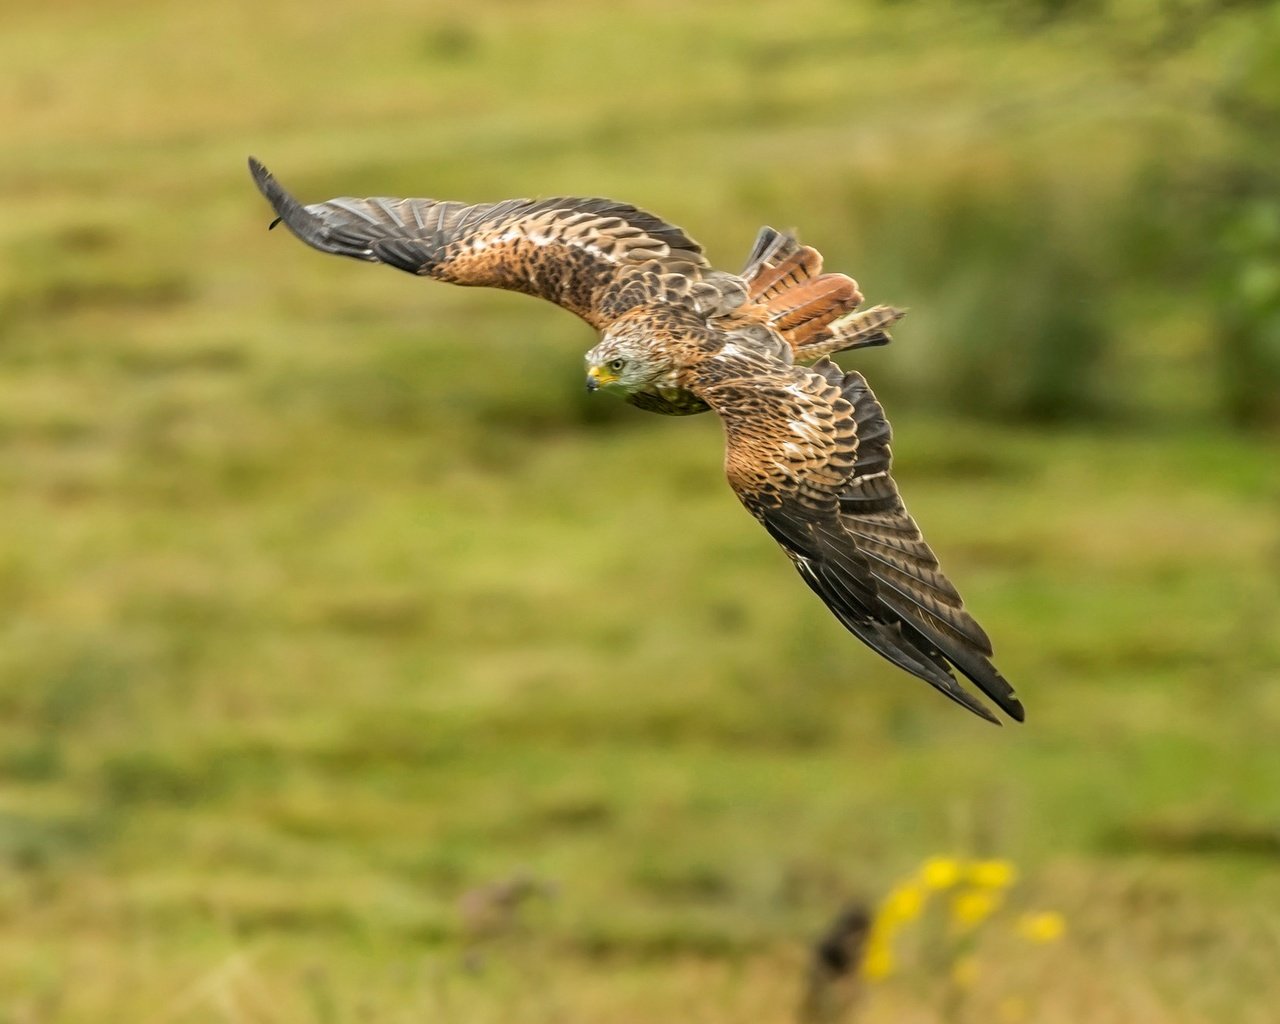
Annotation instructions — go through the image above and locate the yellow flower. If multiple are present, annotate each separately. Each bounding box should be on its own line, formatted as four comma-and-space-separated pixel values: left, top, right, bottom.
879, 882, 925, 925
920, 856, 961, 890
968, 859, 1017, 890
863, 943, 895, 980
1017, 910, 1066, 944
949, 954, 980, 990
950, 888, 1000, 932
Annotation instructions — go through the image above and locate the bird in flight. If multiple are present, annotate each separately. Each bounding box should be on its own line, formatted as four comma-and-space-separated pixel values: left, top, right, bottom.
249, 158, 1023, 724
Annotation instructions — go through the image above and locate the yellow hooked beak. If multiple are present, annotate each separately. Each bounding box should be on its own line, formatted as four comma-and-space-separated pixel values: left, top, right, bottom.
585, 365, 617, 392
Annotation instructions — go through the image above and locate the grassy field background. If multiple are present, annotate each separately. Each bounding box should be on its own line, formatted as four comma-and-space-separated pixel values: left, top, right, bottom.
2, 1, 1279, 1021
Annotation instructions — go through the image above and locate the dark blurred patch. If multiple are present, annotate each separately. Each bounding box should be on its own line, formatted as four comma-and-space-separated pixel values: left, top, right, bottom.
98, 742, 285, 807
569, 919, 763, 961
1051, 636, 1215, 674
988, 0, 1104, 31
630, 860, 737, 906
99, 748, 231, 805
943, 538, 1048, 568
12, 415, 99, 448
475, 385, 635, 438
4, 267, 192, 320
229, 901, 366, 938
0, 811, 100, 871
0, 739, 63, 782
50, 223, 117, 254
527, 791, 615, 832
775, 860, 851, 912
309, 590, 429, 636
891, 442, 1034, 482
798, 904, 870, 1024
7, 274, 192, 317
705, 599, 749, 635
458, 871, 556, 941
422, 22, 481, 63
307, 367, 439, 433
34, 649, 136, 730
1107, 816, 1280, 859
114, 343, 248, 377
863, 181, 1114, 423
308, 713, 470, 774
266, 803, 356, 843
484, 699, 839, 752
2, 224, 193, 328
401, 845, 478, 891
1216, 200, 1280, 429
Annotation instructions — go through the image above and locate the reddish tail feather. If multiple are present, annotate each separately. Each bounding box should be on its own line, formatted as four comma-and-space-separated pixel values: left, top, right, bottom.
741, 227, 894, 357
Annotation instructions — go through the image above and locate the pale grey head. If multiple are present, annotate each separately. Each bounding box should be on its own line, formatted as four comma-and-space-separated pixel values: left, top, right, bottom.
583, 332, 676, 396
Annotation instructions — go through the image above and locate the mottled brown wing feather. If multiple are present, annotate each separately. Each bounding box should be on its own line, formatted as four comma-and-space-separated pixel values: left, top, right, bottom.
249, 158, 721, 330
695, 352, 1022, 724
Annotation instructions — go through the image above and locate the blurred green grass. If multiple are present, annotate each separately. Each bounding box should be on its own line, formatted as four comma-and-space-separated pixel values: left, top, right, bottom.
1, 0, 1279, 1021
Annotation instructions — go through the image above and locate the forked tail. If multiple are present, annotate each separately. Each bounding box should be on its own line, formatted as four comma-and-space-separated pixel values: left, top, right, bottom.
740, 227, 904, 362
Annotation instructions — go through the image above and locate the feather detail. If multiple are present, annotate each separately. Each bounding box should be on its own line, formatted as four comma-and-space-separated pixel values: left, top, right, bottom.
249, 157, 725, 330
738, 225, 894, 360
792, 304, 905, 360
692, 352, 1023, 724
767, 275, 863, 333
748, 245, 824, 306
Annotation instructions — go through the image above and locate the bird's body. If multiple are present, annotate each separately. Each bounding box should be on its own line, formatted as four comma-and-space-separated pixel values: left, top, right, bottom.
249, 158, 1023, 724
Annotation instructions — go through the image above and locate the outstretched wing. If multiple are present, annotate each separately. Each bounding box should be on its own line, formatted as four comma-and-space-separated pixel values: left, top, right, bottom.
695, 353, 1022, 724
249, 158, 744, 330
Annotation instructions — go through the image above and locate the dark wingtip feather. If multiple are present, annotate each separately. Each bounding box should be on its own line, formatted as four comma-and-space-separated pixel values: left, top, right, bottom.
248, 157, 300, 228
247, 156, 276, 203
250, 158, 281, 230
931, 627, 1024, 723
246, 157, 375, 261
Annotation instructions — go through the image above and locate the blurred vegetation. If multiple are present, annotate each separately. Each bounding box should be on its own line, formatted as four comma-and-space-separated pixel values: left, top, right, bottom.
1, 0, 1278, 1021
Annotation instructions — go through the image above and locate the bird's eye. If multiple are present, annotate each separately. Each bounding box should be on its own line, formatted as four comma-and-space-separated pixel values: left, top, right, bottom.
608, 358, 626, 372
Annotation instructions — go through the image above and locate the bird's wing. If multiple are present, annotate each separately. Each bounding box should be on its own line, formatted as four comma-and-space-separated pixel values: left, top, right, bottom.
249, 158, 747, 331
694, 350, 1022, 723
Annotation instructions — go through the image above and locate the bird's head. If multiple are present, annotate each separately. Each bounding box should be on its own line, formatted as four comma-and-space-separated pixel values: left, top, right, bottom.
584, 333, 672, 396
